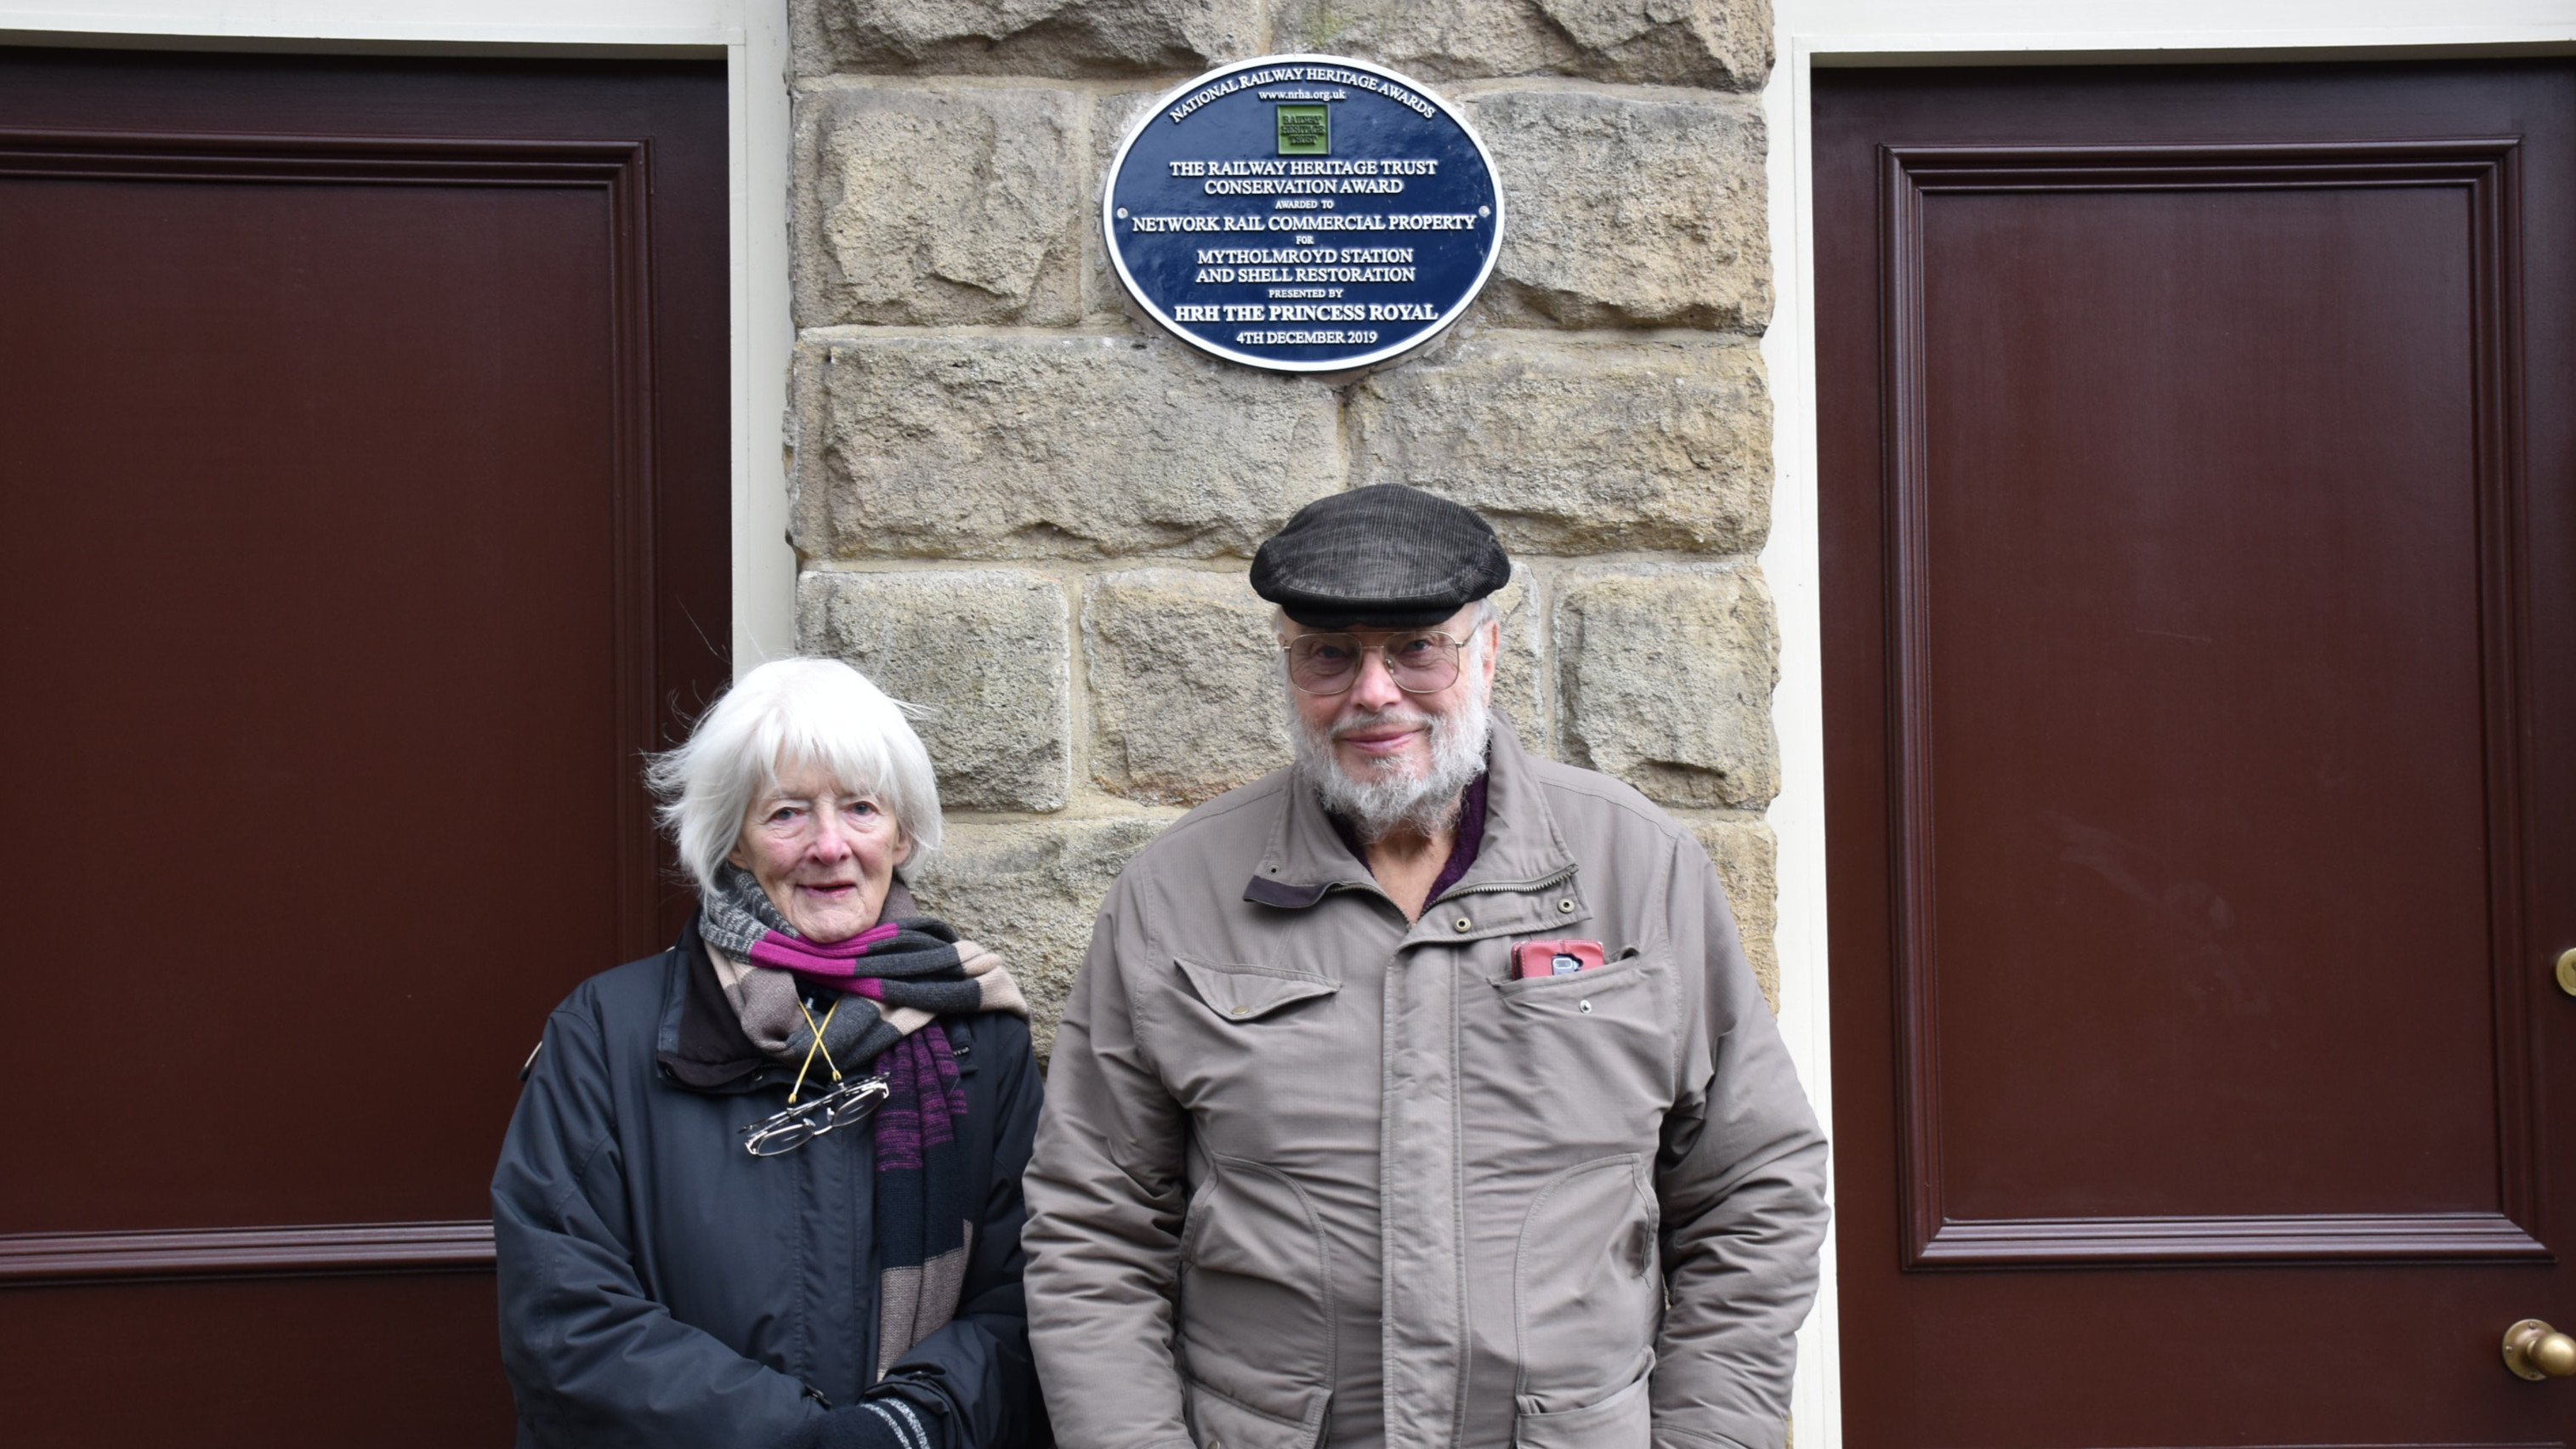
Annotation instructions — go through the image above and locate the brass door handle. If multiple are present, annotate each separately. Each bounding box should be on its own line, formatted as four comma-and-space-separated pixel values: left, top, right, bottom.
2504, 1319, 2576, 1380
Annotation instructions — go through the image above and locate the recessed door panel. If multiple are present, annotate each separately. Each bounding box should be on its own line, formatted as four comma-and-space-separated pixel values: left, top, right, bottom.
1821, 64, 2576, 1445
0, 48, 729, 1446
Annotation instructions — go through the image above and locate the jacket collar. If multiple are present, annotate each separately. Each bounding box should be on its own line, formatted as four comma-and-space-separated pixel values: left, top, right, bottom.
1245, 713, 1578, 913
655, 909, 773, 1092
653, 880, 932, 1094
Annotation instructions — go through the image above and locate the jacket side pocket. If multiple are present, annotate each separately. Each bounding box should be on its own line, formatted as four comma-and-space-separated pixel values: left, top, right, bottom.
1512, 1155, 1660, 1412
1181, 1376, 1328, 1449
1511, 1365, 1650, 1449
1177, 1156, 1336, 1442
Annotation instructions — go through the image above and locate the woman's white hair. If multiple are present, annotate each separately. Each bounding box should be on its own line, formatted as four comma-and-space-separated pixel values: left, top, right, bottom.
644, 656, 942, 898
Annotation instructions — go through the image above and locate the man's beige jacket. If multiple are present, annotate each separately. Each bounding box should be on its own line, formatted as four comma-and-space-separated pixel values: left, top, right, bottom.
1024, 721, 1829, 1449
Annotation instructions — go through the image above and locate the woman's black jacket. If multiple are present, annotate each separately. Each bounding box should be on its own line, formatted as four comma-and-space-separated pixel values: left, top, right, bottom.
493, 919, 1047, 1449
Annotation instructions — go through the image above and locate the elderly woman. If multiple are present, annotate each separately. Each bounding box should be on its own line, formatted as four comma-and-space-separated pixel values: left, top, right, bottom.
494, 657, 1047, 1449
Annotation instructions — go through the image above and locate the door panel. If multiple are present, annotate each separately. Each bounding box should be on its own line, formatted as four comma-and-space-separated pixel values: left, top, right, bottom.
1820, 65, 2575, 1444
0, 48, 729, 1445
0, 1277, 506, 1440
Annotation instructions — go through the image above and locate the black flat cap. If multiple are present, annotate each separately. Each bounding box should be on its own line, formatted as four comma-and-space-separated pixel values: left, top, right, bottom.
1251, 485, 1512, 629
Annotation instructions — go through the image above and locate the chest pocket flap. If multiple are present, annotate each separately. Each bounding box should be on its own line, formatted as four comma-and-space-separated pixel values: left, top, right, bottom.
1176, 958, 1341, 1023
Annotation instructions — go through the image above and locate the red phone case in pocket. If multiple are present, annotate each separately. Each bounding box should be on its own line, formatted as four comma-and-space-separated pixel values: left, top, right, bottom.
1513, 938, 1605, 980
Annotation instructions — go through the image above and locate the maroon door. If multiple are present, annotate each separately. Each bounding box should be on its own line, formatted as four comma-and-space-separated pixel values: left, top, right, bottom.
0, 48, 729, 1445
1819, 64, 2576, 1443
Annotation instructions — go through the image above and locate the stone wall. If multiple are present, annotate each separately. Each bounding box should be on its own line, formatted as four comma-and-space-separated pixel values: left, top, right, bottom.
787, 0, 1779, 1057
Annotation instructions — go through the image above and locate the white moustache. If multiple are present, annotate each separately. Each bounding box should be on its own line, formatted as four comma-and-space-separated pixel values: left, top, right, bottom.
1330, 707, 1437, 742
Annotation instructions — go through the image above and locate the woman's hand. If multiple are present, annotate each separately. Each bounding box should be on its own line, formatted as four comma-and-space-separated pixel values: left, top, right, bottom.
813, 1395, 942, 1449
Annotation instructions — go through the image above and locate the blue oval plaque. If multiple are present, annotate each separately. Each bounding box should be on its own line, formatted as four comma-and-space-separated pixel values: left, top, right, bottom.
1103, 54, 1505, 372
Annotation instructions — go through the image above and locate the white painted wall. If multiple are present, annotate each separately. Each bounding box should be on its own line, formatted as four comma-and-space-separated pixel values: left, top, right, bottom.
0, 0, 798, 676
1761, 4, 2576, 1444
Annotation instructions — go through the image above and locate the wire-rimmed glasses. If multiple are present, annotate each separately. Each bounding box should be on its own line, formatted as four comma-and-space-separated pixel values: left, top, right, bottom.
1279, 629, 1470, 696
741, 1072, 889, 1157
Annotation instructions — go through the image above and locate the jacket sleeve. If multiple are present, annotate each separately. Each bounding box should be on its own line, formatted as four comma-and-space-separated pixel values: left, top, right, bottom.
1649, 832, 1831, 1449
871, 1012, 1052, 1449
493, 998, 822, 1449
1018, 896, 1199, 1449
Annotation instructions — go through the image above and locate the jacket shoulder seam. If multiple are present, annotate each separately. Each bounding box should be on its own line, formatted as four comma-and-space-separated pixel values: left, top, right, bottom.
547, 1129, 621, 1226
1527, 764, 1694, 841
1662, 827, 1688, 1086
533, 1003, 621, 1225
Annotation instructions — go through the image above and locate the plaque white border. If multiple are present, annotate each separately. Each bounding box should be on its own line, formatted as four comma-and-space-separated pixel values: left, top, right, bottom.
1101, 52, 1506, 374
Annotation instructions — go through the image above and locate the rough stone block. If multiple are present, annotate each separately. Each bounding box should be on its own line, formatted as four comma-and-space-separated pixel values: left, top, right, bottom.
1692, 817, 1779, 1013
795, 84, 1085, 327
793, 333, 1342, 560
1460, 87, 1768, 331
906, 815, 1172, 1060
1487, 563, 1546, 746
1085, 88, 1160, 318
1350, 339, 1770, 554
1557, 567, 1779, 809
1277, 0, 1770, 89
797, 569, 1070, 812
1084, 568, 1288, 806
793, 0, 1263, 78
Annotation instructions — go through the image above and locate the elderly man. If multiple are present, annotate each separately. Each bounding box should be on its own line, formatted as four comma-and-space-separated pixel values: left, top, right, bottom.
1024, 486, 1827, 1449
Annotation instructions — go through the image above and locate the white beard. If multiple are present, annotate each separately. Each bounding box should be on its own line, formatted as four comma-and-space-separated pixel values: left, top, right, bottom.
1291, 685, 1492, 843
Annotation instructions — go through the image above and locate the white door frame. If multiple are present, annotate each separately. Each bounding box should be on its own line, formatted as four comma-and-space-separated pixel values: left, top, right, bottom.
1761, 4, 2576, 1444
0, 0, 799, 674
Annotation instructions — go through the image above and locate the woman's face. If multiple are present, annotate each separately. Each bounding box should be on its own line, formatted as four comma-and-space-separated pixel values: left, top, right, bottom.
728, 759, 911, 944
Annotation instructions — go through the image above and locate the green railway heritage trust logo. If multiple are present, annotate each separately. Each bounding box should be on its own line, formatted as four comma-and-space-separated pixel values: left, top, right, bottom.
1276, 104, 1329, 155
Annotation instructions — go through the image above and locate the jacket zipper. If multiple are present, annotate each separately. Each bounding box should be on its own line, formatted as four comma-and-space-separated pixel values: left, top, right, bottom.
1433, 864, 1576, 906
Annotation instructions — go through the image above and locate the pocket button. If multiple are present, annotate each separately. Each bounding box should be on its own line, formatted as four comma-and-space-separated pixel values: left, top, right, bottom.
1453, 917, 1471, 932
1579, 1000, 1592, 1014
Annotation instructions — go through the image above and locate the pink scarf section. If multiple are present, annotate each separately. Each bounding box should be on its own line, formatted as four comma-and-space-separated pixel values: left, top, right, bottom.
743, 919, 901, 997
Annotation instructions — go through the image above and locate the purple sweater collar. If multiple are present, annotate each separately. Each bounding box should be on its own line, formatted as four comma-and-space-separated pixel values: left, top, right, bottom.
1327, 771, 1490, 906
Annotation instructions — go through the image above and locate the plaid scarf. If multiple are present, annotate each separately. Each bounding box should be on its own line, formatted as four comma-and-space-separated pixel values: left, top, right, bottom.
701, 864, 1024, 1376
